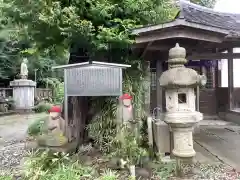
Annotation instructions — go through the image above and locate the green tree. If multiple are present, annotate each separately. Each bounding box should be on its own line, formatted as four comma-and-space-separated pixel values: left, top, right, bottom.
0, 0, 68, 85
1, 0, 176, 145
191, 0, 216, 8
2, 0, 176, 54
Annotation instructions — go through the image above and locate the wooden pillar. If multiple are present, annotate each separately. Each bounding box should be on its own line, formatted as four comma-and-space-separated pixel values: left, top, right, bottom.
228, 48, 234, 110
217, 61, 221, 88
196, 86, 200, 111
156, 59, 163, 116
144, 61, 151, 117
215, 61, 220, 113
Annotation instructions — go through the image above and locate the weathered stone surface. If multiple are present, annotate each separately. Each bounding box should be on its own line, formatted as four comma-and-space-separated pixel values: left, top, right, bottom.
159, 44, 201, 88
159, 43, 203, 178
10, 79, 36, 112
20, 58, 28, 79
36, 116, 68, 147
160, 67, 200, 88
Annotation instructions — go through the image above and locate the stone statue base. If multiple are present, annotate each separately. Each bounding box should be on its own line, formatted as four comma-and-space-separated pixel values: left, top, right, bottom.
10, 79, 36, 113
36, 131, 68, 147
26, 139, 78, 153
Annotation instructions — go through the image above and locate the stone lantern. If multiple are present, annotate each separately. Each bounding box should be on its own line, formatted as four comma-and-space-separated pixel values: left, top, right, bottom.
159, 43, 206, 177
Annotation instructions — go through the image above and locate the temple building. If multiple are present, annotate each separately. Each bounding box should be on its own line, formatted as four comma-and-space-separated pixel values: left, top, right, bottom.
132, 0, 240, 122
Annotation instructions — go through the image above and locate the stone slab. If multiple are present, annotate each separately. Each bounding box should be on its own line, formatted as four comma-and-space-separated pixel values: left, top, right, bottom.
193, 142, 220, 164
153, 121, 171, 154
194, 125, 240, 171
198, 120, 235, 126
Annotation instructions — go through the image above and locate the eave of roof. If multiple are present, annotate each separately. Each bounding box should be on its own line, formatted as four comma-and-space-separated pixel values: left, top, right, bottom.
131, 19, 230, 35
132, 0, 240, 36
179, 0, 240, 31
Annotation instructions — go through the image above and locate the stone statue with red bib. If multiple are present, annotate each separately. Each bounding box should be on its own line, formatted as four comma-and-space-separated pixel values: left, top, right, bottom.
117, 93, 134, 125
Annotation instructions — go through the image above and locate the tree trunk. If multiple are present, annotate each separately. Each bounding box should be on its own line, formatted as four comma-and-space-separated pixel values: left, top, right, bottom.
61, 45, 91, 146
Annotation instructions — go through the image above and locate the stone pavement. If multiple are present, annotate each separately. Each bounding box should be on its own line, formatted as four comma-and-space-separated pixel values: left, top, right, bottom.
193, 119, 240, 171
0, 113, 47, 172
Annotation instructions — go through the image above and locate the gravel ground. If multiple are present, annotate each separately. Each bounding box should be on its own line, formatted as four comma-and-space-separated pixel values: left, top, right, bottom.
0, 114, 240, 180
191, 163, 240, 180
0, 113, 47, 175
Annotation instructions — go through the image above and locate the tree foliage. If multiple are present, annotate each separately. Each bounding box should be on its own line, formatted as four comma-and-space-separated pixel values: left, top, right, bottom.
191, 0, 216, 8
2, 0, 176, 56
0, 0, 216, 83
0, 0, 68, 84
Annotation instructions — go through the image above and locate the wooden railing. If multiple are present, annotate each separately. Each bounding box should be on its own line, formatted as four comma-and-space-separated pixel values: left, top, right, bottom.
0, 88, 53, 99
35, 88, 53, 100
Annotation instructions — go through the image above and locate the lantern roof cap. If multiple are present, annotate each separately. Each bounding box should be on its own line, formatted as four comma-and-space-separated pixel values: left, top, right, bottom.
159, 67, 200, 88
160, 43, 201, 88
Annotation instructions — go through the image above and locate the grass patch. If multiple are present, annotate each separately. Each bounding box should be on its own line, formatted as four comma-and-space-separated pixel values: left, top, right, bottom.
33, 102, 52, 113
0, 175, 12, 180
27, 116, 48, 137
17, 148, 176, 180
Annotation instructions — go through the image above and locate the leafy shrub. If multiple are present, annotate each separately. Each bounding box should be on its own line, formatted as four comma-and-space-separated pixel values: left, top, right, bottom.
98, 169, 120, 180
54, 82, 64, 104
24, 150, 73, 176
27, 117, 47, 136
33, 102, 52, 113
0, 175, 12, 180
87, 98, 117, 154
23, 150, 97, 179
42, 78, 64, 104
152, 160, 175, 180
111, 125, 148, 166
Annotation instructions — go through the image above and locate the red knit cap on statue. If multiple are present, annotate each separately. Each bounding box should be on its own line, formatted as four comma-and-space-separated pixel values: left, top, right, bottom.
119, 93, 132, 100
48, 106, 61, 113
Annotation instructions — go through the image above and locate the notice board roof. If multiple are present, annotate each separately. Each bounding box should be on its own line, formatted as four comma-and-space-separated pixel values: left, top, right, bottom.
52, 61, 131, 70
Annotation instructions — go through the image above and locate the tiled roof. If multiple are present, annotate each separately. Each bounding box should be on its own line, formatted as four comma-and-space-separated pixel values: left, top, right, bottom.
179, 0, 240, 31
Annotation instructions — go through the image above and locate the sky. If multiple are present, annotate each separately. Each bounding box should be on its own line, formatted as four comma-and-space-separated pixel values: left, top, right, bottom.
214, 0, 240, 13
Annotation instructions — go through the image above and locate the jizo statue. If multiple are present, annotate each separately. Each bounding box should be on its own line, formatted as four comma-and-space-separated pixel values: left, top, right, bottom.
37, 106, 68, 147
117, 93, 134, 125
116, 93, 135, 168
116, 93, 139, 139
20, 58, 28, 79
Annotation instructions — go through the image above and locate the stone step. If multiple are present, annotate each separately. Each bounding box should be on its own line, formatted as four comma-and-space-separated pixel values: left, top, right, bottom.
203, 115, 220, 120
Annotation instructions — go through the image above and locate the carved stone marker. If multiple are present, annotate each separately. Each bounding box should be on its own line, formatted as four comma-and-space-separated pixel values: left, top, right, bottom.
159, 43, 206, 177
37, 106, 68, 147
20, 58, 28, 79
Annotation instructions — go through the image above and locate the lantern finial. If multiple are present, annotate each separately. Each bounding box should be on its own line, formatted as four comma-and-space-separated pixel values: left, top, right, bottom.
168, 43, 187, 68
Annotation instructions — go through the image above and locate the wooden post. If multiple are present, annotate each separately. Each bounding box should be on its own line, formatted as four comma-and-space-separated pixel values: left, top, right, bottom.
144, 61, 154, 157
228, 48, 234, 110
215, 61, 220, 114
196, 86, 200, 111
144, 61, 151, 117
217, 61, 222, 87
156, 60, 163, 117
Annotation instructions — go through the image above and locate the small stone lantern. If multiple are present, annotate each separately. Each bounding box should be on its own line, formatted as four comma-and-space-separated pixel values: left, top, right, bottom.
159, 43, 206, 177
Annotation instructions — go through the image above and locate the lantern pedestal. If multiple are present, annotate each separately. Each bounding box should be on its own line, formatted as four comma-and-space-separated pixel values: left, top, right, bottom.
164, 112, 203, 177
10, 79, 36, 113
